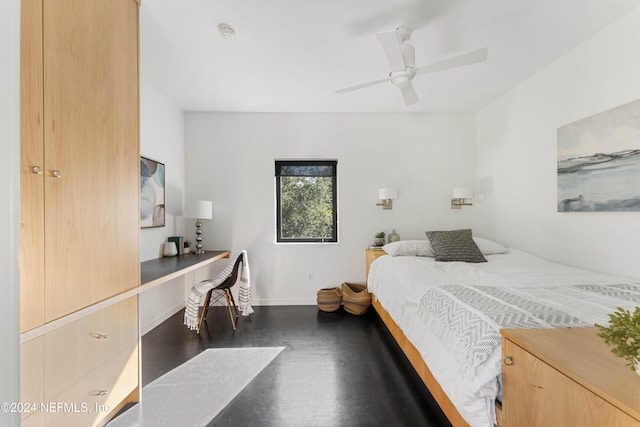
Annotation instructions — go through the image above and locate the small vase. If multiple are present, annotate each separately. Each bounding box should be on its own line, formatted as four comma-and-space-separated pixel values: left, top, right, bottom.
163, 241, 178, 257
374, 237, 385, 246
388, 229, 400, 243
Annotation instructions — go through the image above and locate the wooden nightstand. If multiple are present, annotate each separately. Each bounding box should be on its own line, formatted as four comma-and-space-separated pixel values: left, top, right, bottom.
501, 328, 640, 427
365, 247, 387, 282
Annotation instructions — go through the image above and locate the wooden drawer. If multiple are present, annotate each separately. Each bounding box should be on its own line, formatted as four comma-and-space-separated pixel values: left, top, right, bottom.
44, 344, 139, 427
43, 297, 138, 400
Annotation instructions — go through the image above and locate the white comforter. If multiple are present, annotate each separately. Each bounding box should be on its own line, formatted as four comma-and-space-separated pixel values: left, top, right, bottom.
367, 249, 640, 427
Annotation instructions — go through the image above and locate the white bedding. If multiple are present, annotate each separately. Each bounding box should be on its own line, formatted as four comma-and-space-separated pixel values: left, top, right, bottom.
367, 249, 640, 427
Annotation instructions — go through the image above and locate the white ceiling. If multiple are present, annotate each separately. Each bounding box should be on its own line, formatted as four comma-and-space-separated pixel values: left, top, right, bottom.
140, 0, 640, 113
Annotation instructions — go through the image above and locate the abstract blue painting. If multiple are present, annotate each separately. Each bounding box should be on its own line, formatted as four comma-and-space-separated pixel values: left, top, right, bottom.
140, 157, 165, 227
557, 99, 640, 212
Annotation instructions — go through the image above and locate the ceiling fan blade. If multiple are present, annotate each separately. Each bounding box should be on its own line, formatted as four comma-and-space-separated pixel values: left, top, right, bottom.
414, 47, 488, 76
376, 30, 406, 71
335, 77, 390, 94
401, 83, 419, 106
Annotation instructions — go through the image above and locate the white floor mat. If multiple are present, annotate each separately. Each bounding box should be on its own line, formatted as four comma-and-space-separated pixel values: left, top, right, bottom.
108, 347, 284, 426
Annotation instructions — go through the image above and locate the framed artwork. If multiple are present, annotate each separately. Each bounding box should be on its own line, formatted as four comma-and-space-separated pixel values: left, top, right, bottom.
140, 156, 165, 228
557, 99, 640, 212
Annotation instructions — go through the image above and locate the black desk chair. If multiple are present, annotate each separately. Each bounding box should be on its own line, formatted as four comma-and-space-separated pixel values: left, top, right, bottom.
197, 252, 244, 333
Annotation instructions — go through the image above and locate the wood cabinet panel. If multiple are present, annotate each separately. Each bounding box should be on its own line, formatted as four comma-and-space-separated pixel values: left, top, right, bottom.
502, 329, 640, 427
20, 0, 141, 424
42, 0, 140, 321
20, 0, 45, 333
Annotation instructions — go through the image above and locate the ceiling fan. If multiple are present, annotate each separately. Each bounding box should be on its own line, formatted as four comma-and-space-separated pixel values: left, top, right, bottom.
335, 26, 488, 107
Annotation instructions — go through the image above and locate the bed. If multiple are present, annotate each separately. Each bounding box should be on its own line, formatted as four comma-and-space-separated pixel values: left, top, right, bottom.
366, 236, 640, 427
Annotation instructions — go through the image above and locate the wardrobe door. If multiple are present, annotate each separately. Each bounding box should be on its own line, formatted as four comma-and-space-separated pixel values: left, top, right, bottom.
20, 0, 45, 332
42, 0, 140, 321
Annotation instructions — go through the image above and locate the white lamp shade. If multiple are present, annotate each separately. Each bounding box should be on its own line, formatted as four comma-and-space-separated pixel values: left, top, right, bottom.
379, 188, 398, 200
452, 188, 474, 199
184, 200, 213, 220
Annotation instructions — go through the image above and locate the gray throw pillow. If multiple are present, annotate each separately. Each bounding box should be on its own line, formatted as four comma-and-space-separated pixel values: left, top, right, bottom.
425, 229, 487, 263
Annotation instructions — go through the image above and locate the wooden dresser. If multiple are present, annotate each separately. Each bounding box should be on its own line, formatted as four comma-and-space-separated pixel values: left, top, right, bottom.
501, 328, 640, 427
20, 0, 140, 425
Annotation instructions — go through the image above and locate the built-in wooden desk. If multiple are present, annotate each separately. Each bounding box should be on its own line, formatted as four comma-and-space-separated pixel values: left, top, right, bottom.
21, 250, 231, 343
141, 250, 231, 289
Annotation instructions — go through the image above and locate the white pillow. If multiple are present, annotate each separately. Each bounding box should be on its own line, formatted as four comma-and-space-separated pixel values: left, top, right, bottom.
383, 240, 435, 257
473, 237, 509, 255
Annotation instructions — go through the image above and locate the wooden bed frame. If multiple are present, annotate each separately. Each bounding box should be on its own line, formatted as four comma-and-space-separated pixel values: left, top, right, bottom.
366, 251, 502, 427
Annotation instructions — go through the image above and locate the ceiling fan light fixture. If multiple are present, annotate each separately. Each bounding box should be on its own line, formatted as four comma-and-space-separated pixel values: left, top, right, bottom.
218, 23, 236, 40
390, 70, 415, 88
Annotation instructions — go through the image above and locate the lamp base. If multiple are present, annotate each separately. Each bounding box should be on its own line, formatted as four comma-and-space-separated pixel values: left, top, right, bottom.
194, 219, 205, 254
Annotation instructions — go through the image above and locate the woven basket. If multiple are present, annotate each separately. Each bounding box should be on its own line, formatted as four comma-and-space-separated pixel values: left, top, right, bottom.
341, 282, 371, 315
316, 287, 342, 312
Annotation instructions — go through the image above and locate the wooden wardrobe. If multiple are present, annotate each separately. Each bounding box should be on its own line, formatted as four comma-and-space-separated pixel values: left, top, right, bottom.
20, 0, 141, 425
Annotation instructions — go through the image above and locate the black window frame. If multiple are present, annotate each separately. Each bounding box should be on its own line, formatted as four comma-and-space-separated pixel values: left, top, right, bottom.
275, 159, 338, 243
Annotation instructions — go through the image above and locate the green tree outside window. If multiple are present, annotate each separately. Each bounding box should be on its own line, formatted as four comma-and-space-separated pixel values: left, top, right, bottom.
275, 160, 338, 243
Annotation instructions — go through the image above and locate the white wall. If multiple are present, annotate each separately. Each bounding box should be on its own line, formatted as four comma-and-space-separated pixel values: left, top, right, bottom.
475, 8, 640, 279
186, 113, 477, 304
0, 0, 21, 424
139, 78, 187, 262
138, 77, 189, 334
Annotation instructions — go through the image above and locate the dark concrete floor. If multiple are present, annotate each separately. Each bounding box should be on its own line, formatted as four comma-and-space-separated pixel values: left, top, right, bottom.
140, 305, 452, 427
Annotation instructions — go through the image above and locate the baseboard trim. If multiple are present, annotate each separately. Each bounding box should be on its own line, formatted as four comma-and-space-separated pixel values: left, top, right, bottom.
142, 299, 324, 333
251, 298, 316, 306
142, 302, 185, 336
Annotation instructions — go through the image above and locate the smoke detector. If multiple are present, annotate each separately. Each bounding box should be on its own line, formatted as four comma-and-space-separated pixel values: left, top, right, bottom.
218, 23, 236, 40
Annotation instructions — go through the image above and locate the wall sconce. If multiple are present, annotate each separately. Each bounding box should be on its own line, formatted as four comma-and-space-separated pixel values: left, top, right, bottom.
376, 188, 398, 210
451, 188, 473, 209
184, 200, 213, 254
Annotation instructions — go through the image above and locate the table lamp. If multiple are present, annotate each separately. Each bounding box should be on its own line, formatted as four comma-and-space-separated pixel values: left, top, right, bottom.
184, 200, 212, 254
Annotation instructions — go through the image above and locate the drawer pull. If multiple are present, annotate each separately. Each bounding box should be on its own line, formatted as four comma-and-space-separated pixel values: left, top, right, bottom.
90, 332, 108, 340
92, 390, 108, 396
52, 170, 62, 178
503, 356, 513, 366
32, 166, 43, 174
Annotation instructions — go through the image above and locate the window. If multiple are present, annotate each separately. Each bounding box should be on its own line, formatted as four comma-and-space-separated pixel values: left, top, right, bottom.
275, 160, 338, 243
